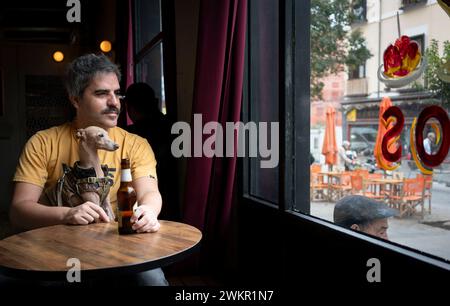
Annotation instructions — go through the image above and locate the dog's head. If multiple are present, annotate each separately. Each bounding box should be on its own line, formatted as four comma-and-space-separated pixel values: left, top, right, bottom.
76, 126, 119, 152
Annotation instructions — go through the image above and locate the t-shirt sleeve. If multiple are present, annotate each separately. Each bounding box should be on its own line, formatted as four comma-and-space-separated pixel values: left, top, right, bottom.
130, 137, 158, 181
13, 133, 48, 188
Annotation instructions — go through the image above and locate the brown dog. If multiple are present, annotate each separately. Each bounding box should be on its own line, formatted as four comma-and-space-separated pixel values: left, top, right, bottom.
40, 126, 119, 220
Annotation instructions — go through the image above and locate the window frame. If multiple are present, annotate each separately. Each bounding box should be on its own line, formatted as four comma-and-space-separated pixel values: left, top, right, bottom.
348, 63, 366, 80
241, 0, 450, 270
242, 0, 283, 208
131, 0, 177, 118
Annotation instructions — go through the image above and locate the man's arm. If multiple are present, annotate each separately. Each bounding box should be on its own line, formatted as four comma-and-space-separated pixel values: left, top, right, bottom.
338, 147, 353, 164
10, 182, 110, 231
130, 176, 162, 233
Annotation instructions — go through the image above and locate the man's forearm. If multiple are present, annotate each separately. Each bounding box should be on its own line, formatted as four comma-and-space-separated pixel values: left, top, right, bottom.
10, 201, 69, 231
339, 151, 352, 163
138, 191, 162, 217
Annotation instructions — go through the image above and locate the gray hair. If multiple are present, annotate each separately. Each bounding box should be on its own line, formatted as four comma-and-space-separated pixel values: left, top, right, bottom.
334, 195, 397, 228
65, 53, 121, 98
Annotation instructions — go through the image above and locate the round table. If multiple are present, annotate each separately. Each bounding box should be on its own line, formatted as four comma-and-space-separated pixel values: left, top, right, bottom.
0, 220, 202, 281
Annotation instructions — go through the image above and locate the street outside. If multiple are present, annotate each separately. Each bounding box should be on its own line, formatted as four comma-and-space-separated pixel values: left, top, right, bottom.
310, 161, 450, 261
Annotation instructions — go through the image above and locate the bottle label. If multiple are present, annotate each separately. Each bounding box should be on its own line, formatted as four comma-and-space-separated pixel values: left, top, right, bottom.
121, 168, 132, 182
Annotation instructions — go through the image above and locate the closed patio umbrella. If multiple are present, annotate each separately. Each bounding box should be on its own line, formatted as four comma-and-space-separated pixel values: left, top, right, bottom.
322, 106, 338, 170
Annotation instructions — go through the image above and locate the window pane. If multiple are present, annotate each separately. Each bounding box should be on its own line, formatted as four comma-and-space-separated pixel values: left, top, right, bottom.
309, 0, 450, 261
135, 0, 161, 52
135, 43, 165, 112
247, 0, 279, 204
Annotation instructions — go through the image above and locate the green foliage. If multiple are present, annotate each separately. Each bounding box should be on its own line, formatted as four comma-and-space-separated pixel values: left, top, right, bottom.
311, 0, 372, 100
424, 39, 450, 105
345, 29, 373, 72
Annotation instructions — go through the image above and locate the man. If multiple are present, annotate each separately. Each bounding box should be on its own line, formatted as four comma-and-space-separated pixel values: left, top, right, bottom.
124, 83, 178, 220
338, 140, 357, 171
333, 195, 398, 240
423, 131, 436, 155
10, 54, 167, 285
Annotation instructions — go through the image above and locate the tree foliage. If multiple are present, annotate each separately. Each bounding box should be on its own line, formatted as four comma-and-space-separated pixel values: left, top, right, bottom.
311, 0, 372, 100
424, 39, 450, 105
345, 29, 373, 72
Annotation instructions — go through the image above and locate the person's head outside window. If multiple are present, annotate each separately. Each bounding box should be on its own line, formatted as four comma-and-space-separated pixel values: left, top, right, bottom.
342, 140, 351, 150
339, 140, 357, 171
333, 195, 398, 240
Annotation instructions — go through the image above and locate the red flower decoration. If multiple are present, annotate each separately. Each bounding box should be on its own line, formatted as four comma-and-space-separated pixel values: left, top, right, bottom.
383, 35, 421, 78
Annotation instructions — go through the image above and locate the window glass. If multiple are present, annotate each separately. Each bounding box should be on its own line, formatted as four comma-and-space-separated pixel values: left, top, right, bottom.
135, 43, 165, 112
133, 0, 165, 113
134, 0, 161, 51
246, 0, 279, 204
309, 0, 450, 261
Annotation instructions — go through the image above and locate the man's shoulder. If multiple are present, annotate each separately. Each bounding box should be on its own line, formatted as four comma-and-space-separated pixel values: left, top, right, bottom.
30, 123, 71, 141
111, 126, 147, 144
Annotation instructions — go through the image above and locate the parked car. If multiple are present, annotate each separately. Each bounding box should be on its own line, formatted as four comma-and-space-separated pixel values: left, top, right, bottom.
350, 127, 377, 156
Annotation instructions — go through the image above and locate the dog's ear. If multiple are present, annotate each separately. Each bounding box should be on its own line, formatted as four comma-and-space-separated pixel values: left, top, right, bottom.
75, 129, 86, 140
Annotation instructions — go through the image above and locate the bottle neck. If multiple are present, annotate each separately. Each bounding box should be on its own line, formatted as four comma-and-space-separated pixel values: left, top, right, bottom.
121, 168, 132, 183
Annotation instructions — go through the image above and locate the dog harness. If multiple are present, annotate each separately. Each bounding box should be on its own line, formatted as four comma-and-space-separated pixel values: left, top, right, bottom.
56, 162, 115, 207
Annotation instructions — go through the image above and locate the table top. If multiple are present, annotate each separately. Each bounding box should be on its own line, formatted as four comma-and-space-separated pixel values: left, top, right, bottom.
366, 178, 403, 184
0, 220, 202, 280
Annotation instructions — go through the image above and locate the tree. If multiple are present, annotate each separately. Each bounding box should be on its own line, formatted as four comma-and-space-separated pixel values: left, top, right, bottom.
311, 0, 372, 100
345, 29, 373, 76
424, 39, 450, 105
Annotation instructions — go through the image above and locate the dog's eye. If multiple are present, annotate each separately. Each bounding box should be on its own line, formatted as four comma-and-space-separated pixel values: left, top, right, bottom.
98, 134, 104, 138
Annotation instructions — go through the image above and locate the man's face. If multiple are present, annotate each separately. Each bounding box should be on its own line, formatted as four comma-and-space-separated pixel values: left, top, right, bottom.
71, 72, 121, 130
360, 218, 389, 240
429, 134, 436, 142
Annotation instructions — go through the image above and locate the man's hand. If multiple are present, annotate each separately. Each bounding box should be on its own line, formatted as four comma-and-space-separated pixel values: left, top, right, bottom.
130, 205, 160, 233
63, 201, 110, 225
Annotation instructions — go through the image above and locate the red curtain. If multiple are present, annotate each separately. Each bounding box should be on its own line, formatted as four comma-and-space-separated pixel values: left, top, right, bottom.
183, 0, 247, 270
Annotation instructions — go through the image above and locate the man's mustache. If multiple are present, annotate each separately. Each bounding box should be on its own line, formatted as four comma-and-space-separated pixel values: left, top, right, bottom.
101, 107, 121, 115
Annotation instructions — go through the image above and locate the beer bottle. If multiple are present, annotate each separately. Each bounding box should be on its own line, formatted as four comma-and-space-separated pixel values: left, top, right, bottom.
117, 158, 137, 234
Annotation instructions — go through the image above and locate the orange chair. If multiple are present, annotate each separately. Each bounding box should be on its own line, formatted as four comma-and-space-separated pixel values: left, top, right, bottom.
390, 177, 425, 218
350, 175, 383, 200
310, 173, 328, 201
350, 175, 364, 195
366, 173, 388, 198
354, 169, 369, 178
311, 163, 322, 173
416, 174, 432, 214
329, 172, 352, 201
310, 164, 327, 201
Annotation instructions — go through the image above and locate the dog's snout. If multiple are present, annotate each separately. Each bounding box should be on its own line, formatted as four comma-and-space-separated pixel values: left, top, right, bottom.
113, 144, 119, 150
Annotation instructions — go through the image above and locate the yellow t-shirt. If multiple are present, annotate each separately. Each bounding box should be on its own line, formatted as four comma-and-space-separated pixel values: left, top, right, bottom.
13, 122, 157, 211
